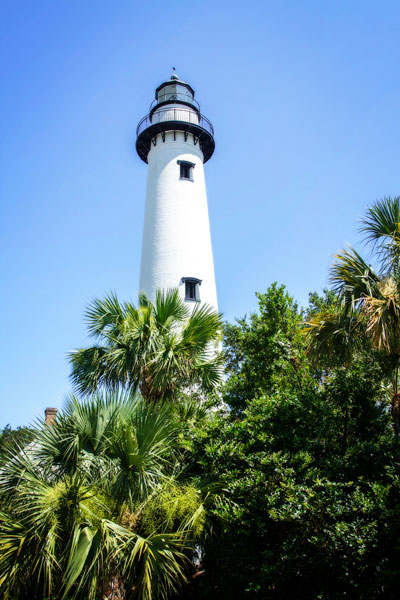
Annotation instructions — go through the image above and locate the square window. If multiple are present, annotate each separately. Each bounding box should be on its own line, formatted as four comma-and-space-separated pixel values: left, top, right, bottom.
180, 163, 191, 179
178, 160, 195, 181
183, 277, 202, 301
185, 280, 196, 300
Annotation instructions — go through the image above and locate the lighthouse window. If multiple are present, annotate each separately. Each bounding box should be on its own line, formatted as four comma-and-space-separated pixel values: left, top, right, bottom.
177, 160, 195, 181
182, 277, 202, 301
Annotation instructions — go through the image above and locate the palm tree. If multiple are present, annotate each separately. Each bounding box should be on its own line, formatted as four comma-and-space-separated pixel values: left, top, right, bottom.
304, 196, 400, 440
0, 392, 210, 600
69, 289, 223, 403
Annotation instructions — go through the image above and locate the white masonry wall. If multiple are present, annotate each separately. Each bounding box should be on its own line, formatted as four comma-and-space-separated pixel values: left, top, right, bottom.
139, 130, 218, 312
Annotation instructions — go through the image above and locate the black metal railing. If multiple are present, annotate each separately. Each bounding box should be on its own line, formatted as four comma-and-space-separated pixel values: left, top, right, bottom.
136, 107, 214, 138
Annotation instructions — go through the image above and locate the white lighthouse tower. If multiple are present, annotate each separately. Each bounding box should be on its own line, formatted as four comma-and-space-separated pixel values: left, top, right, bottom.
136, 73, 218, 311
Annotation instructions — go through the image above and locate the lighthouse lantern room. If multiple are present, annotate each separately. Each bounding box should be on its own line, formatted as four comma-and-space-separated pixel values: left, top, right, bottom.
136, 73, 218, 312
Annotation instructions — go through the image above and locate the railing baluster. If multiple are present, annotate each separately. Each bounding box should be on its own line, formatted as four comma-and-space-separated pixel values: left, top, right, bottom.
137, 107, 213, 137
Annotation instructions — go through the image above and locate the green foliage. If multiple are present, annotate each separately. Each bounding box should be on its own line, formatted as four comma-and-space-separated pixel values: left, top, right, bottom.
6, 225, 400, 600
141, 481, 205, 537
180, 283, 400, 600
0, 393, 211, 600
304, 197, 400, 440
223, 283, 313, 412
306, 288, 338, 316
0, 424, 34, 466
360, 195, 400, 271
69, 289, 223, 402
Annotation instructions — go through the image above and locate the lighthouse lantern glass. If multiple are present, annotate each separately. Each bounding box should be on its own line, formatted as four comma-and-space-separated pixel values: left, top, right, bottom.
157, 83, 193, 104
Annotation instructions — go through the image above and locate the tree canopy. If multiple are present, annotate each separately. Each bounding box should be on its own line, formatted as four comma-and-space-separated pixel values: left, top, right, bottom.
182, 282, 400, 600
69, 290, 223, 403
4, 199, 400, 599
0, 393, 215, 600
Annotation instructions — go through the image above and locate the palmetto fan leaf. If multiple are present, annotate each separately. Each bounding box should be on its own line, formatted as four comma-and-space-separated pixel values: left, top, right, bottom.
180, 302, 222, 350
70, 289, 223, 402
61, 520, 189, 600
359, 196, 400, 271
108, 523, 190, 600
330, 246, 380, 309
363, 277, 400, 354
0, 467, 97, 600
305, 197, 400, 440
108, 403, 179, 503
85, 292, 126, 340
69, 346, 120, 397
153, 288, 189, 327
328, 245, 400, 357
0, 514, 38, 593
30, 393, 179, 505
31, 392, 132, 473
304, 309, 366, 366
0, 392, 203, 600
190, 353, 224, 389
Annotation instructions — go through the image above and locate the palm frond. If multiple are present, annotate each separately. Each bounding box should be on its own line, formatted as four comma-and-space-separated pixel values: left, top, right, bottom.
104, 521, 189, 600
363, 281, 400, 354
330, 245, 380, 309
32, 392, 140, 475
108, 402, 178, 503
303, 308, 366, 366
192, 353, 224, 391
69, 346, 117, 396
154, 288, 189, 327
360, 196, 400, 269
85, 293, 126, 339
69, 288, 224, 402
0, 389, 207, 600
180, 302, 223, 350
0, 514, 34, 597
62, 525, 96, 598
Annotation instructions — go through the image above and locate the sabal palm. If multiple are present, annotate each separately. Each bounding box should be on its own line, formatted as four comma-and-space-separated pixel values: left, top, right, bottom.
305, 197, 400, 438
69, 289, 223, 402
0, 392, 206, 600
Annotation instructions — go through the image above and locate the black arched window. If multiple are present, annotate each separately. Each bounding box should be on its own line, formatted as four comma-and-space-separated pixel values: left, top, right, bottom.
182, 277, 202, 301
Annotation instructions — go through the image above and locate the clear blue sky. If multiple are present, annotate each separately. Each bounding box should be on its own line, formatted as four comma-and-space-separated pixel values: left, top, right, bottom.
1, 0, 399, 427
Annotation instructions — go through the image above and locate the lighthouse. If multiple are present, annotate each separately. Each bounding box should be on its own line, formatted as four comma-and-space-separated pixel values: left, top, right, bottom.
136, 73, 218, 312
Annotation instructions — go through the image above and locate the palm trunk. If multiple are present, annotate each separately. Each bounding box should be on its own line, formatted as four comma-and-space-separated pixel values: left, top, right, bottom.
140, 376, 164, 403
